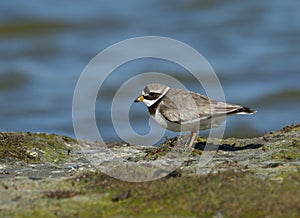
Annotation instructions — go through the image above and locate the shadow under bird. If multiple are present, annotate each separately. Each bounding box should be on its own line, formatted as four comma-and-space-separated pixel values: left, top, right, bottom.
134, 83, 256, 148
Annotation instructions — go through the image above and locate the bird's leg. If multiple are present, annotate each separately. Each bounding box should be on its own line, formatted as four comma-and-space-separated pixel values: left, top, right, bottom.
187, 129, 197, 148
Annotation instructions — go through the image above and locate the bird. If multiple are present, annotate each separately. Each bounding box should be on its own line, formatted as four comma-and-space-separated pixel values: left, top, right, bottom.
134, 83, 256, 148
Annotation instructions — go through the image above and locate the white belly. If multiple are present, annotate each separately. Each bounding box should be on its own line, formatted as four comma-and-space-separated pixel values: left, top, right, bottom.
152, 110, 226, 132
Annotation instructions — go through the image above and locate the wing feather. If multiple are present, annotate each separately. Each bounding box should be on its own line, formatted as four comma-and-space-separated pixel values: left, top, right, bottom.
158, 88, 246, 123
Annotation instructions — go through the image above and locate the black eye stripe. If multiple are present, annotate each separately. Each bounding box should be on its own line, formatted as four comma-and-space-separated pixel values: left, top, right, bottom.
144, 93, 161, 100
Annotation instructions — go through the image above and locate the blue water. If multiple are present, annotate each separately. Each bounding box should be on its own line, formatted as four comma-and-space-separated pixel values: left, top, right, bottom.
0, 0, 299, 143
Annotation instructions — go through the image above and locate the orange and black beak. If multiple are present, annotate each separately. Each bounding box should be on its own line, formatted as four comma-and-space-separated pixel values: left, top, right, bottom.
134, 95, 144, 103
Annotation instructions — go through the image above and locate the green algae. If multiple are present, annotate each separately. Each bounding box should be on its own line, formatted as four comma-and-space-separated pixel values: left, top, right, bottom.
0, 124, 300, 217
0, 132, 76, 164
11, 171, 300, 218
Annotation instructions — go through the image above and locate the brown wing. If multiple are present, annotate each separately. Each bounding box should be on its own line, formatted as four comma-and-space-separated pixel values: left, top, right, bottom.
158, 88, 249, 123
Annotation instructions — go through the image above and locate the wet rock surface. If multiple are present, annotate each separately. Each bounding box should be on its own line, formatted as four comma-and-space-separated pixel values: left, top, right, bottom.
0, 124, 299, 217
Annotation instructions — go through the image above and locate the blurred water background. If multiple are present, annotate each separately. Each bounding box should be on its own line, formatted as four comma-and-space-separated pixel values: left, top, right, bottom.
0, 0, 299, 143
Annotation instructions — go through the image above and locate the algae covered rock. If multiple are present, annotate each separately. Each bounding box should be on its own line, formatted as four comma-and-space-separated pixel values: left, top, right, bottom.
0, 124, 299, 217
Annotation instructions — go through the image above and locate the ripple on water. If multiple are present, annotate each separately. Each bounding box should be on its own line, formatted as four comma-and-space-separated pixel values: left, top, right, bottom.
0, 70, 31, 91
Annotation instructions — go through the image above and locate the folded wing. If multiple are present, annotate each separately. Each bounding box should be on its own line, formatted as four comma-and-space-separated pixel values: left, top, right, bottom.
159, 88, 255, 124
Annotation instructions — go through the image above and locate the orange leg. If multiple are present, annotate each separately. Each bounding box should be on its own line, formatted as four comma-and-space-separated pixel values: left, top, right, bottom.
188, 129, 197, 148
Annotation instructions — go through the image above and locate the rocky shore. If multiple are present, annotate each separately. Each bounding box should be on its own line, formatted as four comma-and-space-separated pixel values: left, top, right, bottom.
0, 124, 299, 217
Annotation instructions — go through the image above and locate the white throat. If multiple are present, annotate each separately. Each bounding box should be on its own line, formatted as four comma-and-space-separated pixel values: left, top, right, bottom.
143, 87, 170, 107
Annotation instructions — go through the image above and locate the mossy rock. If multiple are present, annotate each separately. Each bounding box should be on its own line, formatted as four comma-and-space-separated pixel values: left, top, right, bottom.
0, 132, 76, 164
0, 124, 300, 217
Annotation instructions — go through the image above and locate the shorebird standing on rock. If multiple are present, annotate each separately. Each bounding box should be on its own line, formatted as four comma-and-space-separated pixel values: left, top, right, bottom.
134, 83, 256, 148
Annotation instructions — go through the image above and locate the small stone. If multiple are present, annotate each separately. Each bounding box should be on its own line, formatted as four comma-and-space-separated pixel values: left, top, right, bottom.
112, 190, 131, 202
27, 150, 39, 158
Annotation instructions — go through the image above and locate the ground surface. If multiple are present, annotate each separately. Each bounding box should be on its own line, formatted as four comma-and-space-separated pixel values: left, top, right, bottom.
0, 124, 299, 217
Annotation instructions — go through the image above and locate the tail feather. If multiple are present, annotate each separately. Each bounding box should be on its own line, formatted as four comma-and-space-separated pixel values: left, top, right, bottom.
231, 106, 257, 115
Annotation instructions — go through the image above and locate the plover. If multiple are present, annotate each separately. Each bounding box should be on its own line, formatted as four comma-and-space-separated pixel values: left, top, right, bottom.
134, 83, 256, 148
